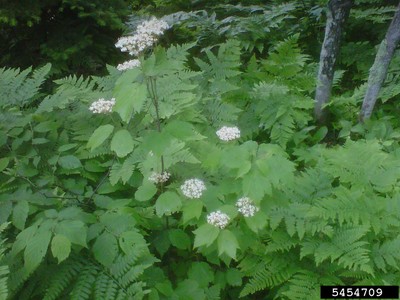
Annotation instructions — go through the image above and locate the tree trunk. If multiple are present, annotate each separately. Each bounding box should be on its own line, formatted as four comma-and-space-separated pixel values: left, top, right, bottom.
359, 2, 400, 122
314, 0, 353, 123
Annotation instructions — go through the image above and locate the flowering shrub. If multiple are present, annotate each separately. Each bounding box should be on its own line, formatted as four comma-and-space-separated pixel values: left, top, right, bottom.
1, 19, 400, 300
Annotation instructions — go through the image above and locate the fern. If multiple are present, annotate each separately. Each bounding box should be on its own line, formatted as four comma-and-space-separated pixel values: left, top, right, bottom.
37, 75, 101, 113
0, 64, 51, 108
42, 256, 85, 300
0, 223, 9, 300
280, 271, 320, 300
252, 82, 313, 147
240, 256, 300, 297
351, 6, 397, 24
194, 39, 242, 95
372, 237, 400, 272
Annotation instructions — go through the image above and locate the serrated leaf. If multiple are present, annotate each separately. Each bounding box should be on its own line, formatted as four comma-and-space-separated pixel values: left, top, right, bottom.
188, 262, 214, 288
135, 181, 157, 201
24, 231, 52, 272
155, 191, 182, 217
168, 229, 191, 250
58, 155, 82, 169
93, 232, 118, 267
193, 224, 220, 248
111, 129, 135, 157
217, 230, 239, 259
12, 200, 29, 230
51, 234, 71, 263
182, 201, 203, 223
114, 81, 147, 123
226, 268, 242, 286
58, 143, 78, 152
119, 230, 147, 255
0, 157, 9, 172
87, 124, 114, 151
55, 220, 87, 247
244, 211, 267, 233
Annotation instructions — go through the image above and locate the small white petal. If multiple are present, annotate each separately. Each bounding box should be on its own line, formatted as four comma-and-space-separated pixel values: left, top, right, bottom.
216, 126, 241, 141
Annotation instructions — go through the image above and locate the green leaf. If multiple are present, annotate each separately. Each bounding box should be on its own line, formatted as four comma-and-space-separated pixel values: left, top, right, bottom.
114, 81, 147, 123
58, 143, 78, 152
226, 268, 242, 286
12, 200, 29, 230
32, 138, 50, 145
87, 124, 114, 151
51, 234, 71, 263
168, 229, 191, 250
119, 230, 147, 255
93, 232, 118, 267
217, 230, 239, 259
111, 129, 135, 157
188, 262, 214, 288
135, 181, 157, 201
58, 155, 82, 169
155, 192, 182, 217
24, 231, 52, 272
193, 223, 220, 248
182, 201, 203, 223
242, 169, 272, 200
0, 157, 9, 172
55, 220, 87, 247
244, 211, 268, 233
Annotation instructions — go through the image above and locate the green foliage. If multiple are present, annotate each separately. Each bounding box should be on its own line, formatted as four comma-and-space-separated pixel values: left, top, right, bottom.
0, 0, 131, 76
2, 7, 400, 299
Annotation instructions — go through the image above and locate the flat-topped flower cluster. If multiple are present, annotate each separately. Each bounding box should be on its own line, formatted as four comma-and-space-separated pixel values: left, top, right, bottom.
89, 98, 116, 114
117, 59, 141, 71
115, 17, 169, 57
207, 211, 230, 229
216, 126, 241, 141
180, 178, 206, 199
236, 197, 259, 217
148, 171, 171, 184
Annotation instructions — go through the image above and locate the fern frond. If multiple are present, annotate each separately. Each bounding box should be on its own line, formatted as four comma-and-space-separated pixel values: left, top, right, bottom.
43, 256, 85, 300
37, 75, 101, 113
0, 64, 51, 108
240, 257, 299, 297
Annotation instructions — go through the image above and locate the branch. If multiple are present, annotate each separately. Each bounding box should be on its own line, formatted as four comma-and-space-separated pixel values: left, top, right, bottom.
359, 2, 400, 122
314, 0, 353, 123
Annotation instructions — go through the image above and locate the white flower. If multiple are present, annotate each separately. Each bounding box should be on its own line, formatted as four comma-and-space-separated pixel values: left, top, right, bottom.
136, 18, 170, 36
148, 171, 170, 184
207, 210, 230, 229
117, 59, 141, 71
180, 178, 206, 199
115, 17, 169, 57
236, 197, 259, 217
89, 98, 116, 114
216, 126, 241, 141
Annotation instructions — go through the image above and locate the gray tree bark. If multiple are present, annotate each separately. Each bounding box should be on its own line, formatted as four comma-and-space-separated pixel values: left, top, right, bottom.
314, 0, 353, 123
359, 2, 400, 122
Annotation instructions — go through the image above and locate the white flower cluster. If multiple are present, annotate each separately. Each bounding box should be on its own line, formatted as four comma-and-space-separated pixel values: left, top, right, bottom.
216, 126, 241, 141
89, 98, 116, 114
117, 59, 141, 71
115, 18, 169, 57
180, 179, 206, 199
236, 197, 259, 217
148, 171, 171, 184
207, 210, 230, 229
